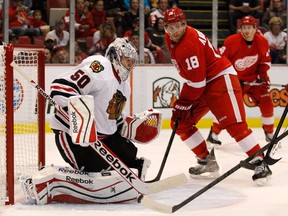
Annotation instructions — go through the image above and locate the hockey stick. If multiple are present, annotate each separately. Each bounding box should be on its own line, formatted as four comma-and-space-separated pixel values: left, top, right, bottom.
243, 81, 285, 88
10, 61, 187, 195
138, 130, 288, 213
145, 118, 179, 183
264, 104, 288, 165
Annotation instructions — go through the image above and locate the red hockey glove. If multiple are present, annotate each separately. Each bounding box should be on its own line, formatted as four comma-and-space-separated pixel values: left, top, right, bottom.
171, 99, 193, 122
256, 74, 270, 88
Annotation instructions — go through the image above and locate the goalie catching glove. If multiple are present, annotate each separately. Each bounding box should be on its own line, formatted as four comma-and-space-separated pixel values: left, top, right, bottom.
68, 95, 97, 146
120, 109, 162, 144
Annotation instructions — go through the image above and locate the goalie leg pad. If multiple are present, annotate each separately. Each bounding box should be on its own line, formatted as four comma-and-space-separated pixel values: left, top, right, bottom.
68, 95, 97, 146
120, 109, 162, 144
27, 165, 139, 204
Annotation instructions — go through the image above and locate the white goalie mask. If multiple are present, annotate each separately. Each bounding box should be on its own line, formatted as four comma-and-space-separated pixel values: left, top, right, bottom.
105, 38, 138, 81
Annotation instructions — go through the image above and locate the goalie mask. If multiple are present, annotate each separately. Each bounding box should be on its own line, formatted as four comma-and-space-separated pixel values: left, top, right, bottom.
105, 38, 138, 82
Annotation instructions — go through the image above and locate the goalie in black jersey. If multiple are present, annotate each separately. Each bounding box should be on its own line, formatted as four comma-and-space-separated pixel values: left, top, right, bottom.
20, 38, 162, 205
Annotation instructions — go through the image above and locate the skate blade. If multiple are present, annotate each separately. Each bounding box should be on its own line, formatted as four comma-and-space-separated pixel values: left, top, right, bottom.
189, 171, 220, 179
254, 175, 271, 186
207, 142, 221, 150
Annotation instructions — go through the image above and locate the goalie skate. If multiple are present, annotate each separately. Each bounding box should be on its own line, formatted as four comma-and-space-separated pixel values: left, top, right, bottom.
137, 157, 151, 180
252, 157, 272, 186
189, 148, 220, 179
19, 176, 37, 204
206, 128, 221, 149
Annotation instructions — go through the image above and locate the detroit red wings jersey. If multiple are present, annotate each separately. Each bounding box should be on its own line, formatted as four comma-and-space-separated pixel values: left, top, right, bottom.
50, 55, 130, 135
165, 26, 232, 101
219, 33, 271, 82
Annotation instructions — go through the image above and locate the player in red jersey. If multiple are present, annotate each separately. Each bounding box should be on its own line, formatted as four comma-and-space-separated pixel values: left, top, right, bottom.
207, 16, 274, 147
164, 7, 271, 185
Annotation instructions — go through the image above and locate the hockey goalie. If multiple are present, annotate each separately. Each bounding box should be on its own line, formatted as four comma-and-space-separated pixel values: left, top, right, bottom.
20, 38, 162, 204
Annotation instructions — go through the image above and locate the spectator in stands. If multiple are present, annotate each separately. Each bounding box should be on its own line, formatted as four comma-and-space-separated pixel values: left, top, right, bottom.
228, 0, 262, 33
9, 0, 40, 38
52, 48, 69, 64
104, 0, 125, 36
124, 17, 167, 62
30, 0, 47, 22
122, 0, 150, 35
144, 51, 153, 63
9, 33, 18, 44
44, 47, 52, 63
123, 17, 158, 50
91, 0, 107, 30
64, 0, 96, 39
45, 19, 69, 49
264, 16, 287, 63
130, 31, 156, 64
150, 0, 170, 27
44, 36, 57, 55
262, 0, 287, 31
130, 30, 167, 63
89, 20, 117, 55
75, 40, 88, 64
147, 17, 170, 62
22, 0, 33, 16
123, 0, 151, 11
28, 10, 49, 36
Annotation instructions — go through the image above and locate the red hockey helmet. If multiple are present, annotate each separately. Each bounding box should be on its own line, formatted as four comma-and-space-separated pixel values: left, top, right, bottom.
164, 7, 186, 25
239, 16, 257, 27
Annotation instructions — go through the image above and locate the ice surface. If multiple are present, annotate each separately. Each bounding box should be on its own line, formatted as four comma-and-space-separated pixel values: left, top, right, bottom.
1, 128, 288, 216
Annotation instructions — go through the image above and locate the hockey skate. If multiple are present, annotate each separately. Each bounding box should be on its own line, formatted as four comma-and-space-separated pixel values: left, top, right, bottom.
251, 157, 272, 186
137, 157, 151, 180
189, 148, 220, 179
206, 128, 222, 149
263, 127, 273, 142
19, 176, 37, 204
263, 127, 281, 149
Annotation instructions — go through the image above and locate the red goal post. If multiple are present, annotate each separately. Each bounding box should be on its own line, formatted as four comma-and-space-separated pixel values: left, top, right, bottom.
0, 43, 45, 205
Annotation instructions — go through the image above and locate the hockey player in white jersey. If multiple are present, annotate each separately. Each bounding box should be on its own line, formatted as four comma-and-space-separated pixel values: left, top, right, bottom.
20, 38, 162, 204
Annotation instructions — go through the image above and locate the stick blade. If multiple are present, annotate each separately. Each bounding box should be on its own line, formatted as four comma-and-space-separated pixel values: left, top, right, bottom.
138, 195, 173, 214
264, 156, 282, 165
147, 173, 187, 194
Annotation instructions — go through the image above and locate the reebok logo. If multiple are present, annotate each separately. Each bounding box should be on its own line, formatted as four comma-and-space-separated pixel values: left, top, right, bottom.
66, 176, 93, 184
58, 168, 89, 175
71, 111, 78, 133
94, 141, 136, 184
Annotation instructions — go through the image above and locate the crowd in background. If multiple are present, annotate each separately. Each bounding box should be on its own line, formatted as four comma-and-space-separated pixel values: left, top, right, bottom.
0, 0, 287, 64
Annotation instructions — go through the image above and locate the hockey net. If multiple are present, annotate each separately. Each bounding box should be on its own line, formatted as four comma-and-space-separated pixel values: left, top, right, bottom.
0, 44, 45, 205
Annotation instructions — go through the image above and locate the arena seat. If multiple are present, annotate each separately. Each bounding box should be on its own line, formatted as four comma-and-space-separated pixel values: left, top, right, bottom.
18, 36, 31, 44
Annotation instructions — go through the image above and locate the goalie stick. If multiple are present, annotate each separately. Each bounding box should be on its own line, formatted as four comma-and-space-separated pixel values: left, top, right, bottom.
10, 61, 187, 195
138, 128, 288, 213
145, 118, 179, 183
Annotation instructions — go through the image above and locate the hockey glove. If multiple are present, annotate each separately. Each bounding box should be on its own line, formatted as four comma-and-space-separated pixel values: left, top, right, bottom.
171, 99, 193, 122
256, 74, 270, 89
